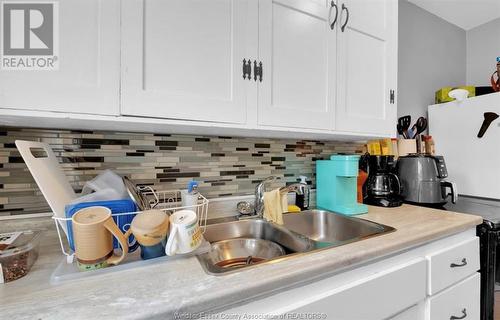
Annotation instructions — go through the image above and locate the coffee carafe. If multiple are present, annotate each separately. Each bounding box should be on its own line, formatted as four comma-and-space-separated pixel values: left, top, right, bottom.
363, 155, 403, 207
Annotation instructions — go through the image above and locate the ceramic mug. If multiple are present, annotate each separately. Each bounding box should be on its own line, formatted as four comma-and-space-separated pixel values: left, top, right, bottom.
165, 210, 202, 256
124, 210, 169, 260
72, 206, 129, 271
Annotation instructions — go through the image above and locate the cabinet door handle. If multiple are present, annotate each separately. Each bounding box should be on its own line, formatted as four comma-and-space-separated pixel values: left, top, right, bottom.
450, 258, 467, 268
450, 308, 467, 320
329, 1, 338, 30
253, 60, 263, 82
340, 3, 349, 32
242, 59, 252, 80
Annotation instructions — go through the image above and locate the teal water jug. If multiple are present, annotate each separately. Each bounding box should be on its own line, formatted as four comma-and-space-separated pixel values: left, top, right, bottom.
316, 155, 368, 215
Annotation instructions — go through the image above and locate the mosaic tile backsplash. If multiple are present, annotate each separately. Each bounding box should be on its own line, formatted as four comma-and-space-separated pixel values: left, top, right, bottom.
0, 127, 364, 216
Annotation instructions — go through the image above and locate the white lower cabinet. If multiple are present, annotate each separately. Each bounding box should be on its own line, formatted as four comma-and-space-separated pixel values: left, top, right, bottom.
427, 237, 480, 295
220, 229, 480, 320
287, 259, 426, 319
428, 273, 480, 320
390, 304, 425, 320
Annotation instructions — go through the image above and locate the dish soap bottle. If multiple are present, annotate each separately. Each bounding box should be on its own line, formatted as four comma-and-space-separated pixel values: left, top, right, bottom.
295, 175, 310, 211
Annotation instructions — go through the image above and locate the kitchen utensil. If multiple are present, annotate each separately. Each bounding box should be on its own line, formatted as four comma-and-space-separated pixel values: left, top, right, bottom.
123, 176, 150, 211
124, 210, 169, 260
410, 117, 427, 139
397, 139, 417, 157
210, 238, 285, 269
165, 210, 202, 256
397, 154, 457, 206
15, 140, 76, 237
397, 123, 405, 138
72, 206, 129, 271
316, 155, 368, 215
65, 199, 138, 252
363, 155, 402, 207
398, 116, 411, 139
477, 112, 499, 138
448, 88, 469, 102
406, 127, 415, 139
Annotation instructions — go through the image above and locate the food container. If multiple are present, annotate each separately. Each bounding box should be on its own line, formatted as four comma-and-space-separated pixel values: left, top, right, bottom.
435, 86, 475, 104
0, 230, 41, 283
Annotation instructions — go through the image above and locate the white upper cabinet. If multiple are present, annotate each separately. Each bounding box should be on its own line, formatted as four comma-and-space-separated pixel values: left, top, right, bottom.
121, 0, 255, 124
257, 0, 336, 130
0, 0, 120, 115
335, 0, 397, 135
0, 0, 398, 139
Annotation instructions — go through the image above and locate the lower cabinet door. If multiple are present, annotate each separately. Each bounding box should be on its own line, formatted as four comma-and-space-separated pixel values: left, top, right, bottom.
428, 273, 480, 320
287, 259, 426, 320
390, 304, 424, 320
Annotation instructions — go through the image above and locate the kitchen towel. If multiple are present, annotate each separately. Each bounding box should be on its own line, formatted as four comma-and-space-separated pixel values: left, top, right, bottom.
263, 188, 287, 225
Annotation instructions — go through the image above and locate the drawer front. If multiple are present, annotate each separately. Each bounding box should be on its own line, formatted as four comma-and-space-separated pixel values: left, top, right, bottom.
429, 273, 480, 320
427, 237, 479, 295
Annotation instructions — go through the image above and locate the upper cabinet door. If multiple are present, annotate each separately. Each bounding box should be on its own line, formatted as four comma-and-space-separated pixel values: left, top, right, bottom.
335, 0, 397, 135
0, 0, 120, 115
258, 0, 336, 130
121, 0, 255, 124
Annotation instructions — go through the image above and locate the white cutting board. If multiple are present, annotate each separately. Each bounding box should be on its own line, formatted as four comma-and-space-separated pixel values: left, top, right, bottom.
428, 92, 500, 200
15, 140, 76, 235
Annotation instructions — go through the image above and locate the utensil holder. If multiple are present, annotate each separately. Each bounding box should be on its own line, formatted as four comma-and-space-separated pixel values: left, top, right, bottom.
397, 139, 417, 157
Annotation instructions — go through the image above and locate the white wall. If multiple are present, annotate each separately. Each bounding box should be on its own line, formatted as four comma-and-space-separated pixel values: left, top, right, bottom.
398, 0, 466, 120
466, 18, 500, 86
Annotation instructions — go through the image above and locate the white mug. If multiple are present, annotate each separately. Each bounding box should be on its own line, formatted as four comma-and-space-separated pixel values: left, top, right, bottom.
165, 210, 202, 256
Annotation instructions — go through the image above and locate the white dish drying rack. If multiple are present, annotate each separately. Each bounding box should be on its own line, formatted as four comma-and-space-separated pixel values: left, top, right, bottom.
50, 188, 210, 284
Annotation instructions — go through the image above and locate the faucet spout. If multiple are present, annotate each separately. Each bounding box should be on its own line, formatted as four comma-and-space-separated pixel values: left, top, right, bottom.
254, 176, 277, 219
238, 177, 310, 220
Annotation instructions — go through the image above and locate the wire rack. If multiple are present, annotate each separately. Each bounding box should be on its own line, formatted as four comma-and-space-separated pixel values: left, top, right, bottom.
52, 188, 209, 262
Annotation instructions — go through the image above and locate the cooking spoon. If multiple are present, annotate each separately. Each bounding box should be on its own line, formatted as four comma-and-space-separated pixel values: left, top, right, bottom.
478, 112, 499, 138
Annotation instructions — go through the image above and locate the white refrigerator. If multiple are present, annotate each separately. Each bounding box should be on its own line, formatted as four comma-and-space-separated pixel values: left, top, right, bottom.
428, 92, 500, 200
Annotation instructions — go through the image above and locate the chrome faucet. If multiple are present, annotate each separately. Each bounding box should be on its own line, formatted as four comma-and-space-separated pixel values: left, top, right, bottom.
238, 176, 309, 219
254, 176, 278, 218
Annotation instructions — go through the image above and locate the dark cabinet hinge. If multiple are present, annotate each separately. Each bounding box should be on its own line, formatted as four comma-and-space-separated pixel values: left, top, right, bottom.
390, 90, 395, 104
254, 60, 263, 82
242, 59, 251, 80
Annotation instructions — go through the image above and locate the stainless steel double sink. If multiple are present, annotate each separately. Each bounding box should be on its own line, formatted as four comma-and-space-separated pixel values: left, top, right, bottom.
197, 209, 395, 275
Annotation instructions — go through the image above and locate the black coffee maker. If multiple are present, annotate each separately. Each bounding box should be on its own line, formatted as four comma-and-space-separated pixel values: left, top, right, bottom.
362, 155, 403, 207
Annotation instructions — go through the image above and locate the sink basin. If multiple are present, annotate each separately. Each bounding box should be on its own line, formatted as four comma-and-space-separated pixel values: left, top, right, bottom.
197, 210, 394, 275
197, 219, 315, 274
283, 209, 394, 244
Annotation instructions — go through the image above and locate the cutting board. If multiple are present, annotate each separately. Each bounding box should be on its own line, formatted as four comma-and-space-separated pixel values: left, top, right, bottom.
15, 140, 76, 235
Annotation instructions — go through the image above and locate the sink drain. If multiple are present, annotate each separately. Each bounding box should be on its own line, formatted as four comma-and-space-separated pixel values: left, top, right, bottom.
215, 256, 267, 268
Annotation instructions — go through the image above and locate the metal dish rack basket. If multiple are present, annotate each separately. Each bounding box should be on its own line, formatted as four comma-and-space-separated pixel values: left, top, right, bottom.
52, 186, 209, 262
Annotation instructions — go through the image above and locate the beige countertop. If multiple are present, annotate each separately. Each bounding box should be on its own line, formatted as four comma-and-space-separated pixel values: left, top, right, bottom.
0, 205, 482, 320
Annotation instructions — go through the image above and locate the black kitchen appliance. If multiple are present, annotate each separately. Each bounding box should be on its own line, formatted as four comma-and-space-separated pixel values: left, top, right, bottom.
397, 154, 457, 206
362, 155, 402, 207
444, 196, 500, 320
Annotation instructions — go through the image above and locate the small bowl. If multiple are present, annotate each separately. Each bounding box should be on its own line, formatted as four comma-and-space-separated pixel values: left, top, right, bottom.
210, 238, 285, 268
448, 89, 469, 102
